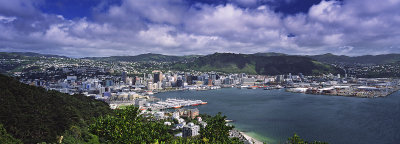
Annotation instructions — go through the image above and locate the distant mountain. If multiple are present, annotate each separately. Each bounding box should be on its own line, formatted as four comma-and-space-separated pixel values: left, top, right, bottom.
9, 52, 68, 58
308, 53, 400, 65
0, 74, 112, 143
0, 52, 25, 59
173, 53, 342, 75
253, 52, 287, 57
84, 53, 201, 62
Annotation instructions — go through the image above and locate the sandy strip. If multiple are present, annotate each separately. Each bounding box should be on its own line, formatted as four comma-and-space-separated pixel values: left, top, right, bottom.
240, 131, 264, 144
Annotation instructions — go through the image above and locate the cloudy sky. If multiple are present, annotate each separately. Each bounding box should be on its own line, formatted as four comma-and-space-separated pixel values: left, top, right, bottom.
0, 0, 399, 57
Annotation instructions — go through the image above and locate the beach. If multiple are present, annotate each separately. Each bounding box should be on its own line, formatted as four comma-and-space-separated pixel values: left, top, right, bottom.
230, 129, 263, 144
240, 131, 263, 144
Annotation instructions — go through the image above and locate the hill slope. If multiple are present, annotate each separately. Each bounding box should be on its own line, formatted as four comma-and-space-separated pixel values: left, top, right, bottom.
10, 52, 68, 58
308, 53, 400, 65
0, 75, 112, 143
84, 53, 200, 62
173, 53, 342, 75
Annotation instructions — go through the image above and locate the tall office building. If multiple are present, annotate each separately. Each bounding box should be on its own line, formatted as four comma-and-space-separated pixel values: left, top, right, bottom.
121, 71, 127, 83
153, 71, 163, 83
154, 73, 160, 83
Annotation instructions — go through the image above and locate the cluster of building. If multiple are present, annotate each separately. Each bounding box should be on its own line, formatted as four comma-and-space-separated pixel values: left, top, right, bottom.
285, 77, 400, 97
140, 107, 205, 137
17, 64, 400, 100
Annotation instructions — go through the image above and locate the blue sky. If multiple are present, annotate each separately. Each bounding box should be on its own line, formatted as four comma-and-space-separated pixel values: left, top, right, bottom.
0, 0, 399, 57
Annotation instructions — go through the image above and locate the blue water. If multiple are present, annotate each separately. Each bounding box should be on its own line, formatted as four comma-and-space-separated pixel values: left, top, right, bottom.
154, 88, 400, 144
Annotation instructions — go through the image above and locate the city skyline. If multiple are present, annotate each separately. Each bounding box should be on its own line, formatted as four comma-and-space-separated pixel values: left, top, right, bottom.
1, 0, 400, 57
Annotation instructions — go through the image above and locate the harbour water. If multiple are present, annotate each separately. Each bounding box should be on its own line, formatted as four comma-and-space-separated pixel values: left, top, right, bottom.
155, 88, 400, 144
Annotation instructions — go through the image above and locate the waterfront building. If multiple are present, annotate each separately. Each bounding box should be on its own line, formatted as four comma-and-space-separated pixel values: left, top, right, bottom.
241, 77, 256, 86
135, 99, 146, 107
147, 81, 153, 90
189, 108, 199, 119
276, 75, 284, 83
208, 79, 213, 86
177, 78, 183, 87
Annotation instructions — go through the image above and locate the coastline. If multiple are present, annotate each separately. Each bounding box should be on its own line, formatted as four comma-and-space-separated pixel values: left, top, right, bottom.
240, 131, 264, 144
230, 129, 263, 144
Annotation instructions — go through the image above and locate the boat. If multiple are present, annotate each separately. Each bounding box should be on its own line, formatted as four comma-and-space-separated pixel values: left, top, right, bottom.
239, 85, 249, 89
225, 119, 234, 123
172, 105, 182, 109
247, 86, 257, 89
264, 87, 273, 90
201, 102, 208, 105
276, 85, 283, 89
145, 91, 154, 95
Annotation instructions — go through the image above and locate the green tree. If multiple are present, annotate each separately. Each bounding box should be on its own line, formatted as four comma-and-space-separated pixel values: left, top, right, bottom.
288, 133, 327, 144
0, 74, 112, 143
0, 124, 22, 144
89, 106, 172, 143
199, 112, 241, 143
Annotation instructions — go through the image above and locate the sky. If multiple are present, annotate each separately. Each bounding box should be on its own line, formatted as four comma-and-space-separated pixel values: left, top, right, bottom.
0, 0, 399, 57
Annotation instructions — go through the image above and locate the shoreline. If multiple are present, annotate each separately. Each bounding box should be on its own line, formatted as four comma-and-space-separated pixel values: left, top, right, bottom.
230, 129, 263, 144
240, 131, 264, 144
286, 86, 400, 98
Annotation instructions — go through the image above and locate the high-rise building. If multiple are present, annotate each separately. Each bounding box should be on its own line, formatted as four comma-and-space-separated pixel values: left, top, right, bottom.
211, 73, 217, 80
159, 72, 163, 82
122, 71, 127, 83
176, 79, 183, 87
154, 73, 160, 83
186, 74, 193, 85
152, 71, 163, 83
276, 75, 284, 83
132, 76, 137, 85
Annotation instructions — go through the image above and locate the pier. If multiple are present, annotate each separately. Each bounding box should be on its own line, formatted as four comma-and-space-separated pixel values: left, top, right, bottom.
146, 98, 207, 110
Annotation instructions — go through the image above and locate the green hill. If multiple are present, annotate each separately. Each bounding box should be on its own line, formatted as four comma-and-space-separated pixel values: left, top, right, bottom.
10, 52, 68, 58
84, 53, 200, 62
173, 53, 342, 75
0, 52, 26, 59
0, 52, 67, 59
308, 53, 400, 65
0, 75, 112, 143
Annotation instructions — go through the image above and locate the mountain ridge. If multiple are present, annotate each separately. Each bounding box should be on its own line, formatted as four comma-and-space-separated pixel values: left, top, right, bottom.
172, 53, 343, 75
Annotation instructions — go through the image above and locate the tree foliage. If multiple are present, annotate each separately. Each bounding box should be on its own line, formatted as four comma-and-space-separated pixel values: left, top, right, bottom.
89, 106, 173, 143
288, 133, 327, 144
0, 124, 22, 144
199, 112, 240, 143
0, 74, 112, 143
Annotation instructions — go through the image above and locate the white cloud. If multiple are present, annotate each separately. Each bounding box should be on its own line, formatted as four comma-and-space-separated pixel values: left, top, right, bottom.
0, 15, 17, 23
1, 0, 400, 57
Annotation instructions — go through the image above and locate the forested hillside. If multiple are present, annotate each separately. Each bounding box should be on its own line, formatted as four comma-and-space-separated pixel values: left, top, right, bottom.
0, 74, 112, 143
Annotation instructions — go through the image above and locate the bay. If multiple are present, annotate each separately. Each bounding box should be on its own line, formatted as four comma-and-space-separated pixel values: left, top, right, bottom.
154, 88, 400, 144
